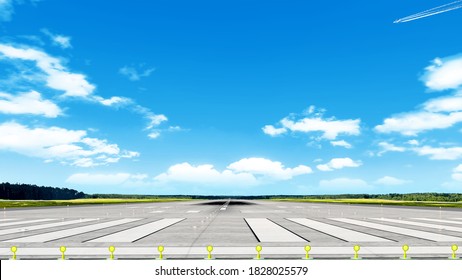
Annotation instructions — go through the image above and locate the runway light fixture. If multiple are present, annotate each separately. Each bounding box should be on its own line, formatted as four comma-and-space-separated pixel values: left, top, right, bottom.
10, 246, 17, 260
304, 245, 312, 260
108, 245, 116, 260
255, 245, 263, 260
401, 244, 410, 260
157, 245, 164, 260
353, 245, 361, 260
451, 244, 458, 259
60, 246, 66, 260
206, 245, 213, 260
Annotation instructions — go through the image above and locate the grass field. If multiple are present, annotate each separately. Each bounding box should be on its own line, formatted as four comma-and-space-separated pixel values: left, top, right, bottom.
0, 198, 193, 208
271, 198, 462, 208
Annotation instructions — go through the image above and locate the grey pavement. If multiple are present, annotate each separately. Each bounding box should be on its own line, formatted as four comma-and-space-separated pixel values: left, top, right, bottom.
0, 200, 461, 259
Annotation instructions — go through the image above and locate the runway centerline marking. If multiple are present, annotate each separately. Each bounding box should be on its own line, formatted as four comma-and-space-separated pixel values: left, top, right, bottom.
87, 218, 185, 243
187, 210, 200, 213
150, 211, 164, 213
244, 218, 307, 242
0, 219, 56, 228
3, 218, 140, 243
332, 218, 462, 242
0, 219, 98, 236
371, 218, 462, 233
288, 218, 392, 242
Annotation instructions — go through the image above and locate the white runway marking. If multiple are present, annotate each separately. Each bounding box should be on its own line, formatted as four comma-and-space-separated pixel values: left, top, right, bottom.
88, 218, 185, 243
187, 210, 200, 213
240, 210, 288, 213
0, 219, 98, 236
332, 218, 462, 242
0, 219, 56, 228
3, 218, 140, 243
245, 218, 306, 242
288, 218, 391, 242
371, 218, 462, 233
415, 218, 462, 225
150, 211, 164, 213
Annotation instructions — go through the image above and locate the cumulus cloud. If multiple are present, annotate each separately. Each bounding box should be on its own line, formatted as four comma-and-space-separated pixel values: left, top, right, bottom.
412, 145, 462, 160
0, 91, 61, 117
66, 173, 148, 185
262, 125, 287, 137
316, 157, 362, 172
0, 122, 138, 167
227, 157, 312, 180
422, 55, 462, 91
377, 141, 406, 156
154, 158, 312, 186
0, 44, 95, 97
119, 65, 155, 81
0, 44, 172, 138
376, 55, 462, 136
373, 176, 411, 186
330, 140, 352, 149
375, 111, 462, 136
451, 164, 462, 181
263, 106, 360, 140
41, 29, 72, 49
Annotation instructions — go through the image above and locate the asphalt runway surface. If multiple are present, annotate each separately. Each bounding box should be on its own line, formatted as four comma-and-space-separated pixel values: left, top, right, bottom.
0, 200, 461, 259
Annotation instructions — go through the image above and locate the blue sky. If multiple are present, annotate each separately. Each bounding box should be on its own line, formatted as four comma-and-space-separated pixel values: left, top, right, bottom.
1, 0, 462, 195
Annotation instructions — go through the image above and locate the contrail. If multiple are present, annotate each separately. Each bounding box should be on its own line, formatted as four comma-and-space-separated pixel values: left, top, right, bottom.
394, 0, 462, 23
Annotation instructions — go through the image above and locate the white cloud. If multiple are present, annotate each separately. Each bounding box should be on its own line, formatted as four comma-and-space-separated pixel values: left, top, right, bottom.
147, 114, 168, 129
0, 90, 61, 117
412, 145, 462, 160
375, 111, 462, 136
119, 65, 155, 81
262, 125, 287, 136
41, 29, 72, 49
330, 140, 352, 149
319, 178, 368, 189
377, 141, 406, 156
154, 158, 312, 186
148, 131, 161, 139
450, 164, 462, 182
227, 157, 312, 180
316, 157, 362, 172
422, 55, 462, 91
423, 94, 462, 112
376, 55, 462, 136
154, 163, 258, 186
0, 122, 138, 167
0, 44, 95, 97
94, 96, 132, 107
407, 139, 420, 146
66, 173, 148, 185
374, 176, 411, 186
263, 106, 360, 140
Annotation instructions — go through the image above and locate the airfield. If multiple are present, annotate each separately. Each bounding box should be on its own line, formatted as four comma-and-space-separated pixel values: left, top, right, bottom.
0, 200, 461, 259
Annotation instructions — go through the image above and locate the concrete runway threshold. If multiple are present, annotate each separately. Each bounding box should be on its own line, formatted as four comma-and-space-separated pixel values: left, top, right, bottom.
370, 218, 462, 233
287, 218, 392, 243
332, 218, 462, 242
245, 218, 306, 242
3, 219, 140, 243
87, 218, 185, 243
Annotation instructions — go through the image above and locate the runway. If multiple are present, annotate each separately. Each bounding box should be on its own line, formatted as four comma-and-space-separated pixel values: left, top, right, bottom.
0, 200, 461, 259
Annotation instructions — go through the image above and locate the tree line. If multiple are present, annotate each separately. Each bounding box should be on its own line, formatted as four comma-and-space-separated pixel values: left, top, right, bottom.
0, 182, 86, 200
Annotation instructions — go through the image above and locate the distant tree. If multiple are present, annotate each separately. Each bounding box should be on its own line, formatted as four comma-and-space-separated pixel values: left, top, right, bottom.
0, 182, 86, 200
